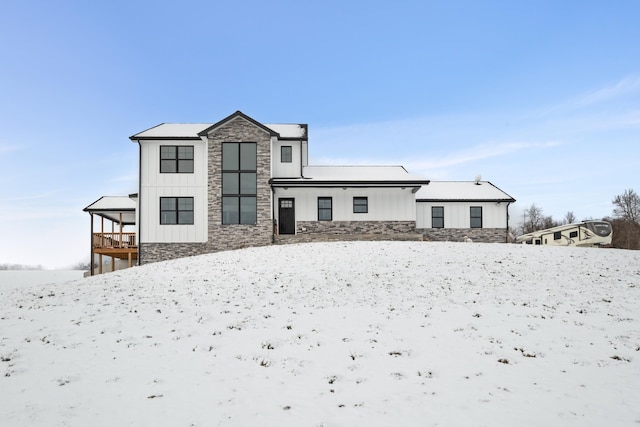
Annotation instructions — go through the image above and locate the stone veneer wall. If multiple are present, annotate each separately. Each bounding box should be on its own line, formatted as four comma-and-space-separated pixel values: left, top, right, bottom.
418, 228, 508, 243
296, 220, 416, 235
139, 242, 210, 264
274, 221, 422, 244
206, 117, 273, 251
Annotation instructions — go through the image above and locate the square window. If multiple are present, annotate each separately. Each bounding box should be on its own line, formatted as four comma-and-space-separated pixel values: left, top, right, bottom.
318, 197, 332, 221
281, 146, 292, 163
160, 197, 194, 224
554, 231, 562, 240
432, 206, 444, 228
353, 197, 368, 213
160, 146, 194, 173
470, 206, 482, 228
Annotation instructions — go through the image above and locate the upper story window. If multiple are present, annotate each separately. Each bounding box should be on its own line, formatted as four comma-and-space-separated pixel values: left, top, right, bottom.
432, 206, 444, 228
353, 197, 368, 213
470, 206, 483, 228
222, 142, 257, 224
160, 146, 194, 173
281, 146, 292, 163
160, 197, 194, 224
318, 197, 332, 221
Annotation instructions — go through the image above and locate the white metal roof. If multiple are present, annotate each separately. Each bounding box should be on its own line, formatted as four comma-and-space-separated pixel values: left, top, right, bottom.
131, 123, 306, 140
83, 196, 137, 224
131, 123, 212, 139
415, 181, 515, 201
264, 124, 307, 139
271, 166, 429, 188
302, 165, 425, 181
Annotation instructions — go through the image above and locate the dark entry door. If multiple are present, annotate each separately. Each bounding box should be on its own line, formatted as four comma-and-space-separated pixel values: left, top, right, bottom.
278, 198, 295, 235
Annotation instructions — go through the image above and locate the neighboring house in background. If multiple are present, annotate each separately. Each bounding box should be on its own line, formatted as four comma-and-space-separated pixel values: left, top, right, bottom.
415, 181, 515, 242
84, 111, 515, 271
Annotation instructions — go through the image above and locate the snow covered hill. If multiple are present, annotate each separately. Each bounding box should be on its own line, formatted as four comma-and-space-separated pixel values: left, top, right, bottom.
1, 242, 639, 426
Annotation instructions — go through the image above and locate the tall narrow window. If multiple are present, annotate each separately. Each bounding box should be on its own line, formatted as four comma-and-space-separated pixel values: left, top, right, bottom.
432, 206, 444, 228
160, 146, 194, 173
160, 197, 194, 224
470, 206, 483, 228
281, 146, 292, 163
318, 197, 332, 221
353, 197, 368, 213
222, 142, 257, 224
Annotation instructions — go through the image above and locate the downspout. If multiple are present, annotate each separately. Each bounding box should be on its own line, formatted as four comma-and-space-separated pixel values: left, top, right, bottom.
137, 141, 142, 265
506, 201, 512, 243
271, 185, 276, 243
300, 140, 304, 178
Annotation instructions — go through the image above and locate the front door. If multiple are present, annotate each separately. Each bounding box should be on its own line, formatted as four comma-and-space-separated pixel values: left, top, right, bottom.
278, 198, 295, 235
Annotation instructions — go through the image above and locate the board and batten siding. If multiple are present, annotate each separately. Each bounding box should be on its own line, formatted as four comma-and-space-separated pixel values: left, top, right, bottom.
139, 140, 208, 243
275, 187, 416, 223
271, 139, 303, 178
416, 201, 508, 229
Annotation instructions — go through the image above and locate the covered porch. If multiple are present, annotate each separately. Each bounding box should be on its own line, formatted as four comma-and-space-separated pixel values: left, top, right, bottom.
83, 195, 138, 276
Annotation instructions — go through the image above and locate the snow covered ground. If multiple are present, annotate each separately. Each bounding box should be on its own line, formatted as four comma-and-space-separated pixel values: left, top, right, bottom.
0, 270, 85, 290
1, 242, 639, 426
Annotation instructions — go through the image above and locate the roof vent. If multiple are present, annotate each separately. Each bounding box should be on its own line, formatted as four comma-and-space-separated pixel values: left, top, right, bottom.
474, 175, 482, 185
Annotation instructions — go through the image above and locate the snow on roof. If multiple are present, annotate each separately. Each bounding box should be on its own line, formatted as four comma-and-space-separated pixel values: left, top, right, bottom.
265, 124, 307, 139
131, 123, 307, 140
131, 123, 212, 139
83, 196, 137, 224
301, 165, 426, 182
415, 181, 515, 201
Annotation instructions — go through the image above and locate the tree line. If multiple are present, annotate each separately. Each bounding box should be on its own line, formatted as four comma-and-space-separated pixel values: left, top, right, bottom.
515, 188, 640, 250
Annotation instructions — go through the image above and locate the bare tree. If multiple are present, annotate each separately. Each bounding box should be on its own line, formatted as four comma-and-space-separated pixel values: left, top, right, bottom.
612, 189, 640, 223
611, 189, 640, 249
522, 204, 545, 234
564, 211, 576, 224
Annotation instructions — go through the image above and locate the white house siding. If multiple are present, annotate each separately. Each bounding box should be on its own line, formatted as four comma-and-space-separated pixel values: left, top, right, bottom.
271, 140, 302, 178
416, 202, 508, 229
139, 140, 208, 243
275, 187, 416, 223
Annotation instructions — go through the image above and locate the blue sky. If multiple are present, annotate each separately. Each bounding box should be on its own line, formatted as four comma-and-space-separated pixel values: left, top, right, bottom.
1, 1, 639, 268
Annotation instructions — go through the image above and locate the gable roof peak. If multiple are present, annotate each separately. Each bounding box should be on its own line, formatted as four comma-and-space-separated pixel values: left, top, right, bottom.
197, 111, 278, 137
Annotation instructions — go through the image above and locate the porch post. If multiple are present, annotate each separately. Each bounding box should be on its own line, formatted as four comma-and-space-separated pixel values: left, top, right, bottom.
119, 213, 123, 248
90, 213, 94, 276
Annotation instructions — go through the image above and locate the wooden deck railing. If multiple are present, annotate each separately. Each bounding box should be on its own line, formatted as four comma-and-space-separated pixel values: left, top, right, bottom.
93, 232, 137, 249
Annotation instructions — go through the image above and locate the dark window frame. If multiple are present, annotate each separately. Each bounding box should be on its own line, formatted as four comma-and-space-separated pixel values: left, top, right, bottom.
431, 206, 444, 228
353, 197, 368, 213
318, 197, 333, 221
281, 145, 292, 163
470, 206, 483, 228
222, 142, 257, 225
569, 230, 578, 238
554, 231, 562, 240
160, 197, 194, 225
160, 145, 194, 173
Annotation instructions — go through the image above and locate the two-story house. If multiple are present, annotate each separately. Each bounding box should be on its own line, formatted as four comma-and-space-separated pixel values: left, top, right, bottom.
83, 111, 514, 272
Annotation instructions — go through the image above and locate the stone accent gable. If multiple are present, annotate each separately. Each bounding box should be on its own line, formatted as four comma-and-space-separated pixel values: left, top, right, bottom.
205, 116, 273, 251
